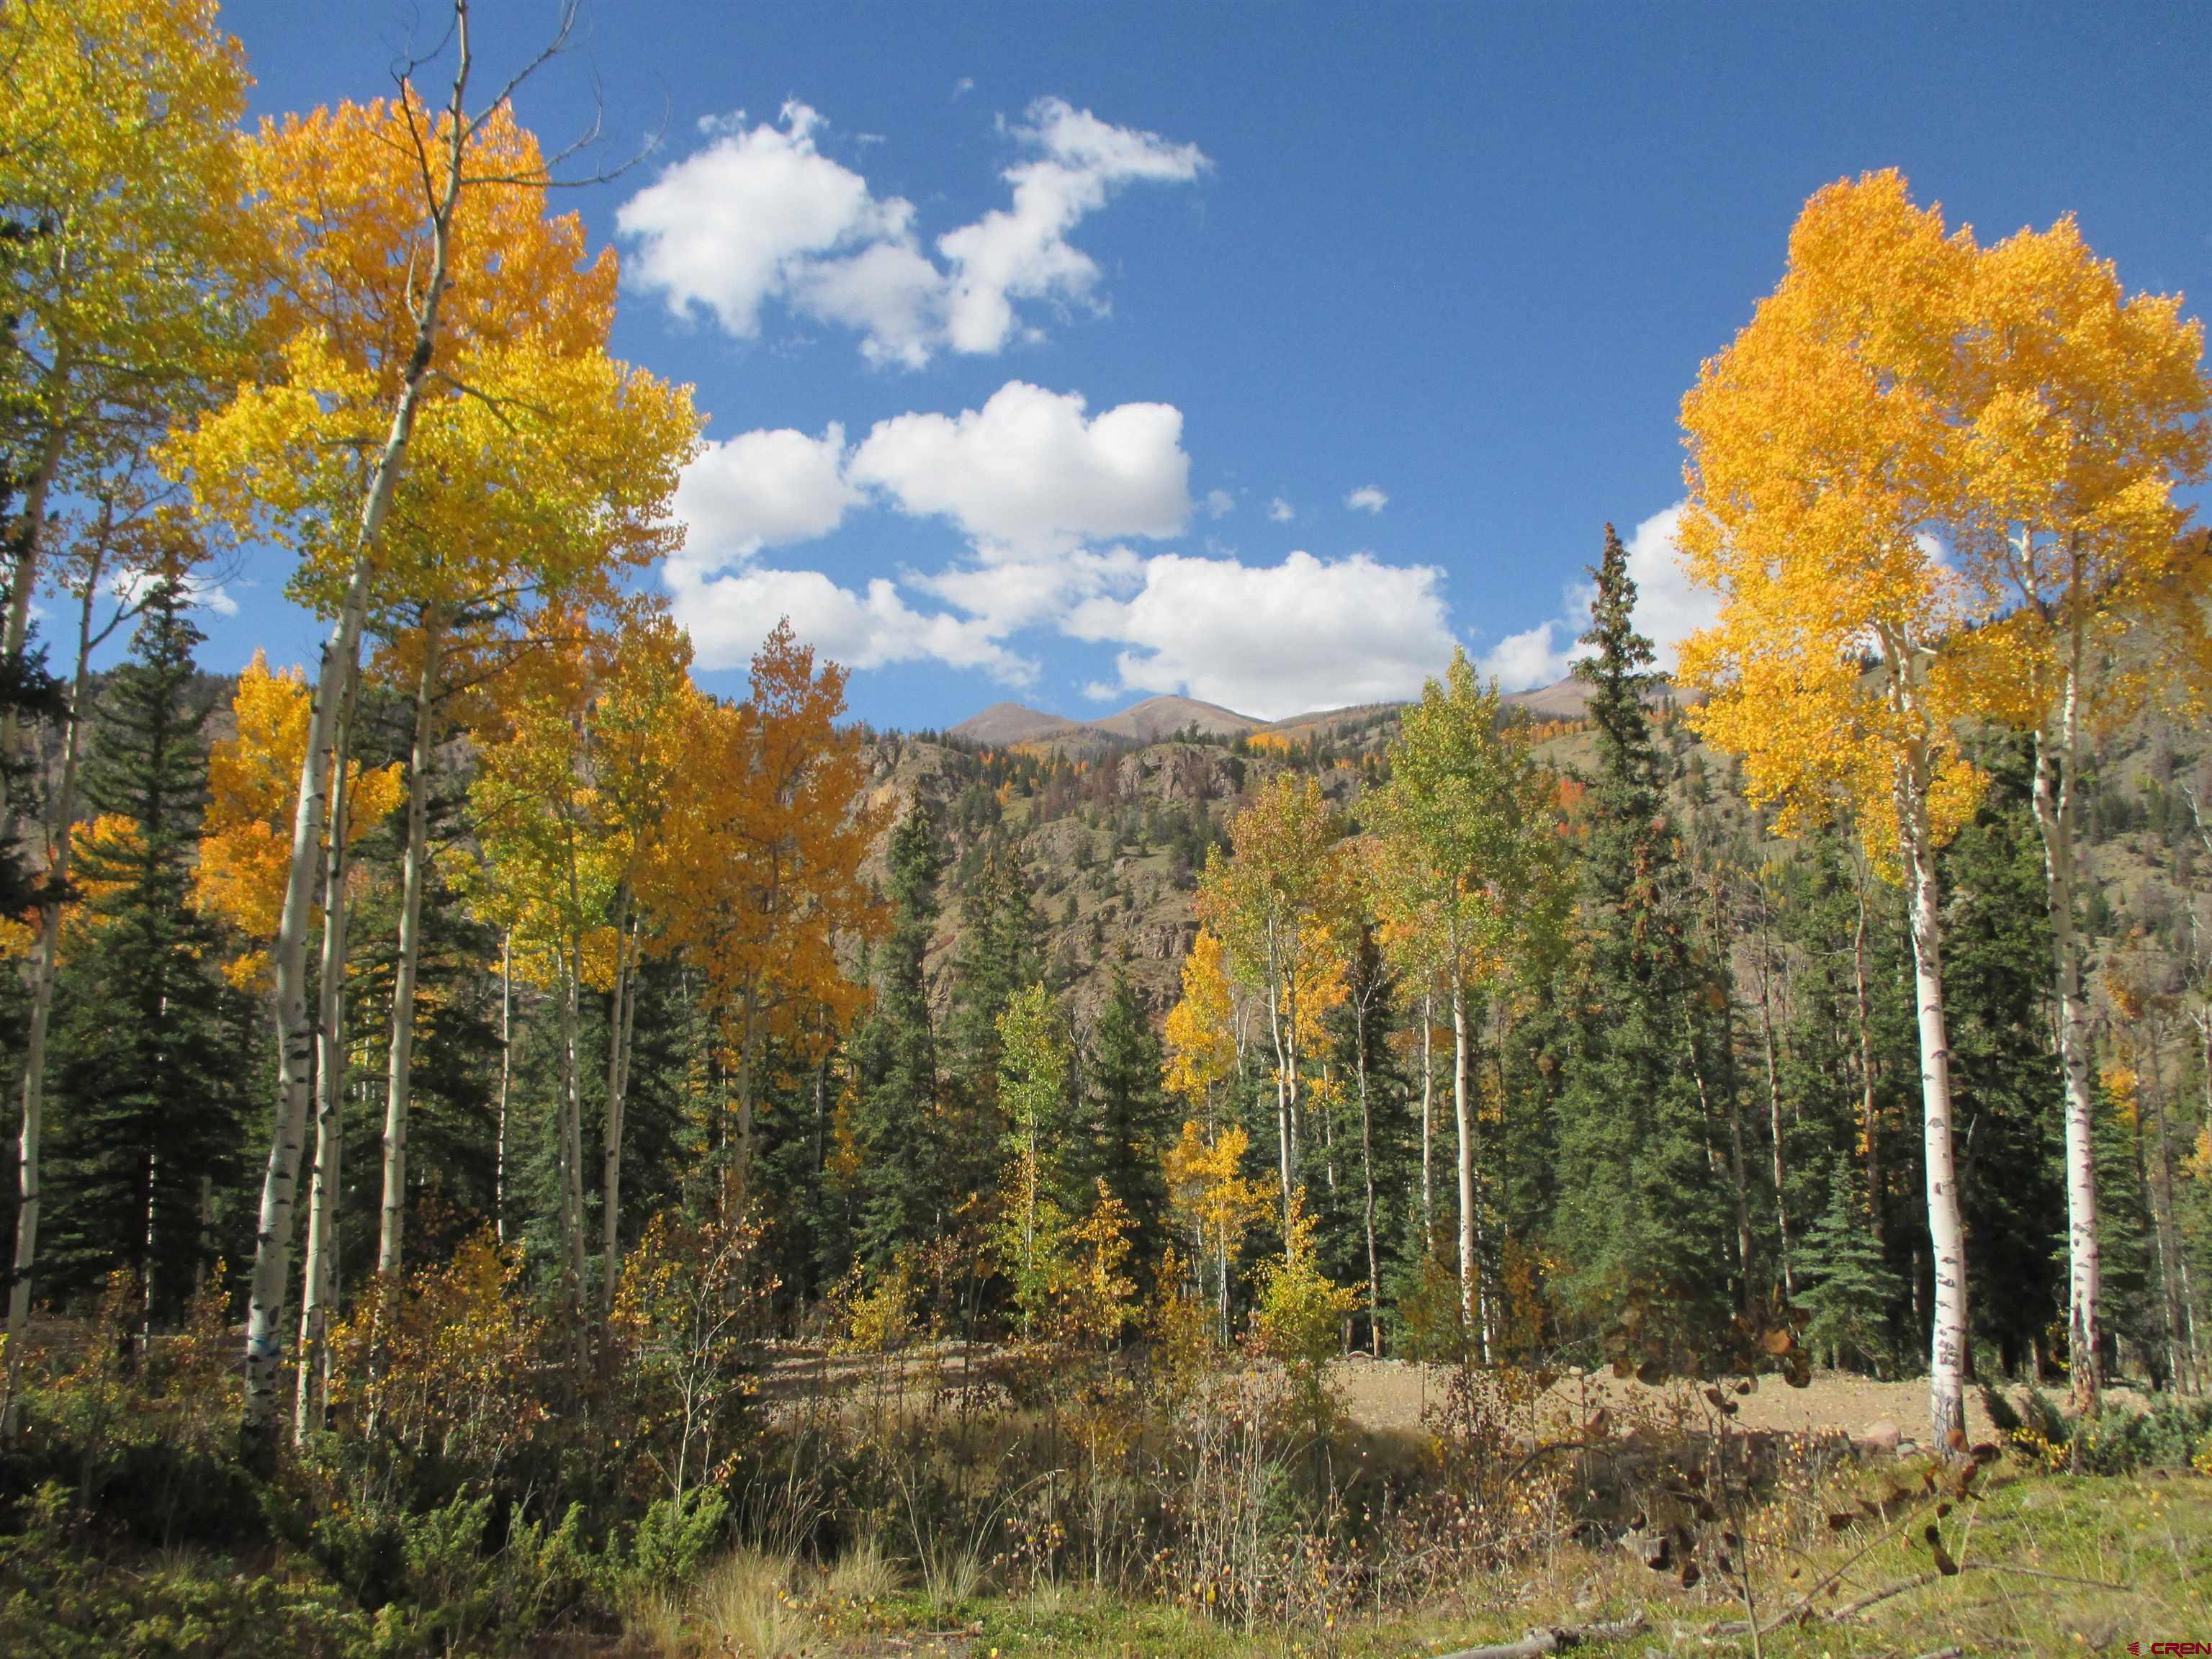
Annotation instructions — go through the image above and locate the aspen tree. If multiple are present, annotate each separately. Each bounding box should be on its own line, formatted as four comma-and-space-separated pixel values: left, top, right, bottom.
164, 5, 621, 1430
1193, 775, 1352, 1225
0, 0, 256, 1438
1945, 215, 2211, 1413
1367, 649, 1555, 1352
642, 622, 882, 1206
373, 347, 693, 1278
1678, 172, 1987, 1444
0, 0, 256, 678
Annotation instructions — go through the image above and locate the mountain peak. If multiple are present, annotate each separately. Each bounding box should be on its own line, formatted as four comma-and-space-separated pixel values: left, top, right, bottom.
945, 702, 1079, 745
1089, 695, 1260, 741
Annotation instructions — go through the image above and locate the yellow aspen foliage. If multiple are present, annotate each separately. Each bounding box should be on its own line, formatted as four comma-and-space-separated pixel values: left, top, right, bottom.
328, 1231, 548, 1472
1249, 1190, 1359, 1431
1948, 212, 2209, 729
1163, 1120, 1271, 1279
643, 621, 887, 1069
0, 0, 261, 611
1675, 171, 1986, 861
1164, 927, 1239, 1109
163, 96, 694, 631
1194, 772, 1355, 1212
1059, 1181, 1141, 1350
197, 651, 401, 986
63, 817, 144, 913
2098, 1064, 2139, 1131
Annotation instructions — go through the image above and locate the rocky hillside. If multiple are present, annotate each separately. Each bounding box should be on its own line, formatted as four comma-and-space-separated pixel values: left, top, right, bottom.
866, 675, 1680, 1022
873, 673, 2212, 1035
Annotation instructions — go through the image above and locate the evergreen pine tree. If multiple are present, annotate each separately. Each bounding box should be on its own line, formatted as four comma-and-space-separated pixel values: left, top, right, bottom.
853, 805, 947, 1268
950, 832, 1040, 1094
1547, 523, 1730, 1336
1079, 963, 1173, 1276
44, 583, 252, 1318
2088, 1070, 2159, 1380
1798, 1156, 1904, 1373
1939, 745, 2067, 1377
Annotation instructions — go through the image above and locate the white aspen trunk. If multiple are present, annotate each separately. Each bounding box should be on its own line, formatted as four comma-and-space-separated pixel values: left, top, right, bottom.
1356, 994, 1379, 1357
240, 30, 470, 1434
142, 1151, 159, 1347
377, 616, 442, 1277
1321, 1071, 1336, 1197
1285, 968, 1302, 1190
1900, 764, 1969, 1448
295, 688, 358, 1444
2032, 703, 2103, 1413
0, 391, 71, 841
1723, 1051, 1753, 1301
1452, 963, 1477, 1347
732, 979, 758, 1200
1265, 930, 1292, 1223
1, 565, 99, 1439
1419, 990, 1434, 1246
495, 931, 511, 1246
1, 390, 69, 666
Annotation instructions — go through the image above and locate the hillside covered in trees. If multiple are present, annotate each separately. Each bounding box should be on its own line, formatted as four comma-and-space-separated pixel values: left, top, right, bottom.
2, 4, 2211, 1656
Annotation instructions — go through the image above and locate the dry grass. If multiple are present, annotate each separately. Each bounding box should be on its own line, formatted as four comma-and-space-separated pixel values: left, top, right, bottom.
822, 1535, 900, 1605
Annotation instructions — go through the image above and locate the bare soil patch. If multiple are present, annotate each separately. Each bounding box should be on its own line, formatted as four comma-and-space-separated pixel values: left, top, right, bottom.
1329, 1355, 2152, 1444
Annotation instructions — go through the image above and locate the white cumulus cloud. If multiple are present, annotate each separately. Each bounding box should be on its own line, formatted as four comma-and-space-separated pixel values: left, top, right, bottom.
670, 423, 860, 575
619, 96, 1205, 368
1344, 485, 1388, 514
1473, 621, 1579, 692
849, 381, 1190, 557
1068, 549, 1455, 720
936, 97, 1208, 355
663, 382, 1191, 682
615, 103, 932, 363
667, 562, 1033, 681
1472, 502, 1719, 691
1267, 497, 1295, 523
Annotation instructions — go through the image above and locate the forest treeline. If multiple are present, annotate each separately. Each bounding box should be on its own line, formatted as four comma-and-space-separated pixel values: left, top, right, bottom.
2, 4, 2211, 1651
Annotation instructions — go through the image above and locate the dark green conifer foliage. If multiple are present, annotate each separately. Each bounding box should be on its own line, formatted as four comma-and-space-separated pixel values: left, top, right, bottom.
1938, 750, 2067, 1376
853, 805, 948, 1267
2089, 1071, 2159, 1379
1078, 963, 1173, 1274
45, 583, 251, 1318
950, 832, 1040, 1094
1798, 1157, 1903, 1372
1547, 523, 1729, 1334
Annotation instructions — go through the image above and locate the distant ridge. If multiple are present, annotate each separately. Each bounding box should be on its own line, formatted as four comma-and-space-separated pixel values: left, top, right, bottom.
945, 674, 1681, 748
1089, 695, 1259, 741
948, 693, 1259, 747
947, 702, 1081, 745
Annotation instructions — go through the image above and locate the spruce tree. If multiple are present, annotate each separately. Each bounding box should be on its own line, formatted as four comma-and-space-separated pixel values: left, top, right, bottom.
44, 583, 252, 1319
1079, 964, 1173, 1275
852, 804, 947, 1267
1547, 523, 1730, 1338
950, 832, 1040, 1094
1798, 1157, 1903, 1373
1939, 746, 2067, 1377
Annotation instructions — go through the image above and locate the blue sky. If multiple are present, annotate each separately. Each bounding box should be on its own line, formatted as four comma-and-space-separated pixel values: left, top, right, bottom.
200, 0, 2212, 727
